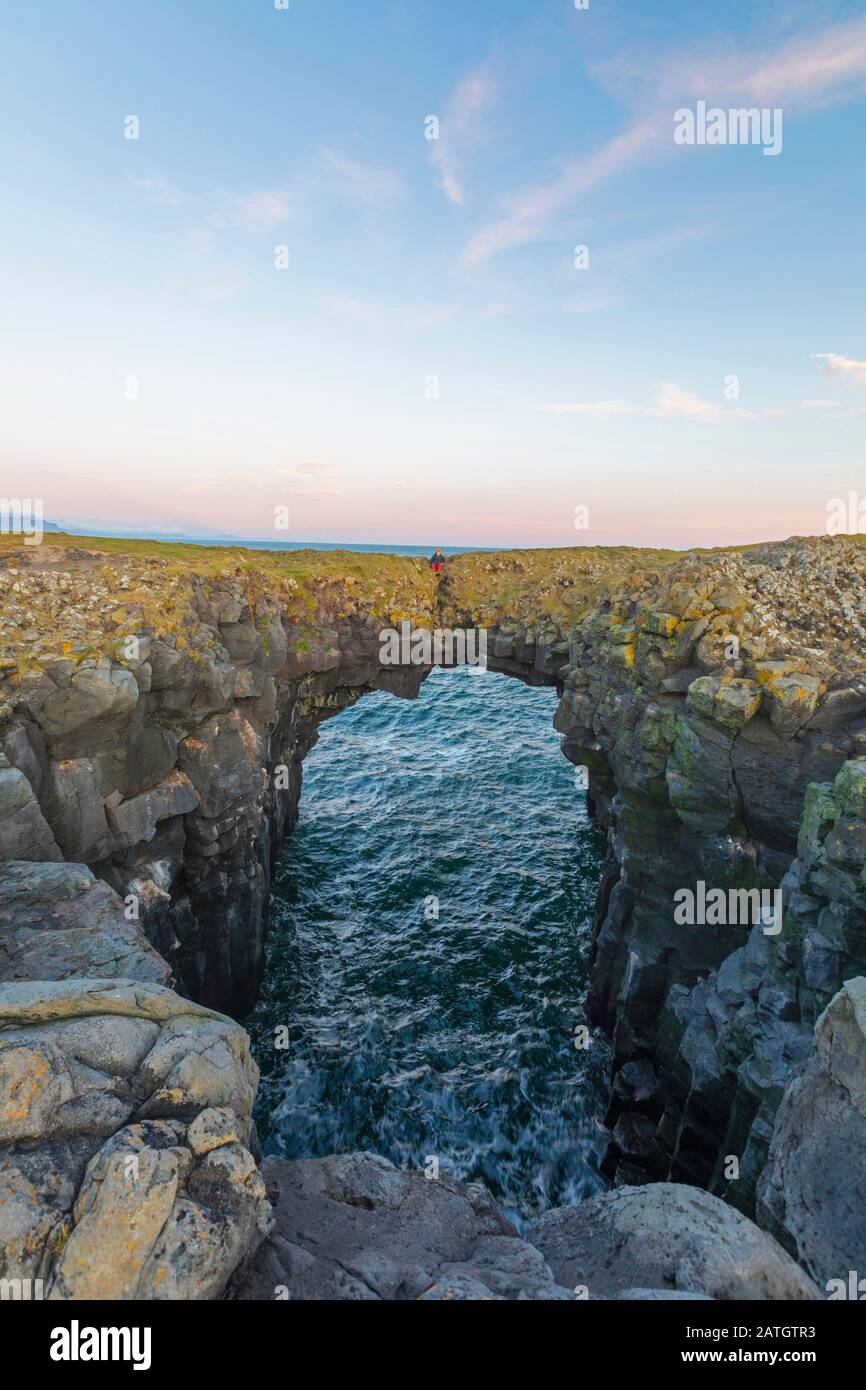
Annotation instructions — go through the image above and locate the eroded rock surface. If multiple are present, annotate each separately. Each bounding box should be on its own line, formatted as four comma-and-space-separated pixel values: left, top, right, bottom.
0, 545, 435, 1014
0, 979, 270, 1298
550, 539, 866, 1216
0, 861, 171, 987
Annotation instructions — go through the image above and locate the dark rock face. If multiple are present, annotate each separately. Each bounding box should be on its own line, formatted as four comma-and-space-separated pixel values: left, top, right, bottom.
553, 544, 866, 1219
1, 588, 429, 1017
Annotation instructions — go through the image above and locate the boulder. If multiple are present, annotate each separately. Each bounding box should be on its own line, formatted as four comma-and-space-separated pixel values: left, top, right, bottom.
231, 1151, 569, 1301
529, 1184, 820, 1300
33, 662, 138, 752
0, 980, 270, 1299
686, 676, 762, 732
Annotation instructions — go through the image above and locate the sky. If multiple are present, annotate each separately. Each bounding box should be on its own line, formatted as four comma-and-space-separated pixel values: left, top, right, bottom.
1, 0, 866, 549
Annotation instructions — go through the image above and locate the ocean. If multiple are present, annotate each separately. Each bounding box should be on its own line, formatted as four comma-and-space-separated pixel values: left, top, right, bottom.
247, 663, 609, 1230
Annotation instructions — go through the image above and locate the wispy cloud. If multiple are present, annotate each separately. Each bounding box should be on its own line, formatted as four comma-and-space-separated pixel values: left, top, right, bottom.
317, 294, 456, 332
542, 382, 785, 423
232, 190, 293, 227
463, 15, 866, 265
131, 175, 192, 207
320, 147, 405, 205
728, 17, 866, 108
282, 487, 348, 500
278, 462, 342, 478
318, 295, 389, 331
542, 398, 639, 418
133, 175, 293, 228
428, 61, 499, 206
463, 119, 661, 265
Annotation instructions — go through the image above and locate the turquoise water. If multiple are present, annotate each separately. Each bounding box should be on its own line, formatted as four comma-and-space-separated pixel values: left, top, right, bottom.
248, 666, 609, 1228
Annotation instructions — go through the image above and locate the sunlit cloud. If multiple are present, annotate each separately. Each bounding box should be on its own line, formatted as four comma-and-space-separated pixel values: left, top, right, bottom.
812, 352, 866, 382
278, 463, 343, 477
462, 120, 662, 265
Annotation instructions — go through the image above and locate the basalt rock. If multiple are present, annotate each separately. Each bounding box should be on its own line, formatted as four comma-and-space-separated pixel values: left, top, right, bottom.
554, 539, 866, 1241
0, 860, 171, 987
0, 548, 437, 1015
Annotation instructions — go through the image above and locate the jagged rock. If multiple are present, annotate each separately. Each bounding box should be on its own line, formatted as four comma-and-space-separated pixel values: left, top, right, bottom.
0, 980, 270, 1298
33, 661, 138, 752
105, 771, 199, 848
0, 862, 171, 986
756, 978, 866, 1289
530, 1184, 820, 1300
0, 757, 62, 862
687, 676, 762, 732
231, 1152, 569, 1301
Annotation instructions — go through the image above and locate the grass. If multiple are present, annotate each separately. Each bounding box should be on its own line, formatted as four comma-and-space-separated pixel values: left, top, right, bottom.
3, 530, 865, 673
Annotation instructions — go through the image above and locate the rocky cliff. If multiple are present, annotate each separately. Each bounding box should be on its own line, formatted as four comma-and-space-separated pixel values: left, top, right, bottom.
0, 540, 437, 1015
548, 538, 866, 1234
1, 533, 864, 1298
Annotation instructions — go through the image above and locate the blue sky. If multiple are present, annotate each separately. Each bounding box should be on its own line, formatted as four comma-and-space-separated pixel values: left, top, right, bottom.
2, 0, 866, 547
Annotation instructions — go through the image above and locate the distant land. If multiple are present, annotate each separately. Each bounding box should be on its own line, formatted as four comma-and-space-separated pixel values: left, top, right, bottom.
41, 523, 497, 556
